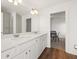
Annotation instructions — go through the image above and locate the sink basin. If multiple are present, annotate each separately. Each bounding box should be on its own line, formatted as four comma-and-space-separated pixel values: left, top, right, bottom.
13, 34, 19, 37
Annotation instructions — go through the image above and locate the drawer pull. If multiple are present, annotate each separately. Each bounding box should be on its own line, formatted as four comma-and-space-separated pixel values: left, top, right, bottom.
36, 40, 38, 42
29, 50, 31, 52
6, 54, 10, 58
26, 52, 27, 54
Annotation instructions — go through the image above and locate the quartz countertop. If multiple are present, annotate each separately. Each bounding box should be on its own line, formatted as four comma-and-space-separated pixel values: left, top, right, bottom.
1, 32, 47, 52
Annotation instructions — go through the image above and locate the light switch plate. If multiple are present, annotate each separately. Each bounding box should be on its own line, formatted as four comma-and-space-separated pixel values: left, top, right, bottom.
74, 44, 77, 49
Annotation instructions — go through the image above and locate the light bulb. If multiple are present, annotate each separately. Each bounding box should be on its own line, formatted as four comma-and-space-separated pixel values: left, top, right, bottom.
30, 10, 35, 15
18, 0, 22, 4
34, 10, 38, 15
14, 1, 18, 5
8, 0, 13, 3
30, 8, 39, 15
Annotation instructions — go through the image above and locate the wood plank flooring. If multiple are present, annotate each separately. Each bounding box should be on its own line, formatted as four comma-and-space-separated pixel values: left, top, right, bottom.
38, 48, 77, 59
51, 38, 65, 50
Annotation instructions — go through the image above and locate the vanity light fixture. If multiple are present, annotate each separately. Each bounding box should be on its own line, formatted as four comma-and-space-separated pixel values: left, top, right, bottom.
18, 0, 22, 4
31, 9, 35, 15
8, 0, 22, 5
8, 0, 13, 3
30, 8, 39, 15
14, 0, 18, 5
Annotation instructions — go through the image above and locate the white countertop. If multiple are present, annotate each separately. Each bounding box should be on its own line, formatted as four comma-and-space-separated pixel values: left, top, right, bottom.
1, 32, 47, 52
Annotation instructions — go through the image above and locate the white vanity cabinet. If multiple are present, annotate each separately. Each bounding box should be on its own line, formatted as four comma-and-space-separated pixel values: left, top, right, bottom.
35, 38, 41, 58
35, 34, 47, 57
42, 34, 47, 50
1, 34, 47, 59
12, 48, 30, 59
12, 39, 37, 59
12, 51, 27, 59
28, 44, 37, 59
1, 48, 16, 59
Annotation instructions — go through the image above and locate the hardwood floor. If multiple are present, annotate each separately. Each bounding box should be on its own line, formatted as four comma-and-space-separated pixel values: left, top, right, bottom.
38, 48, 77, 59
51, 38, 65, 50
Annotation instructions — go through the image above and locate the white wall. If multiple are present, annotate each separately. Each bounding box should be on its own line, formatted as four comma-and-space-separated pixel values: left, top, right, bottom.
51, 12, 65, 38
31, 15, 40, 32
22, 14, 40, 33
22, 15, 27, 33
1, 12, 3, 33
39, 0, 77, 55
12, 12, 16, 34
22, 13, 40, 33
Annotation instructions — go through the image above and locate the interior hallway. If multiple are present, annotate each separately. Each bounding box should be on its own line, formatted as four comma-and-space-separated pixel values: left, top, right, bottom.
38, 37, 77, 59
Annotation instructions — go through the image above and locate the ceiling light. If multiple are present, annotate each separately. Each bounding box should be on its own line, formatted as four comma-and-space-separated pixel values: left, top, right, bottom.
30, 8, 39, 15
31, 10, 35, 15
8, 0, 13, 3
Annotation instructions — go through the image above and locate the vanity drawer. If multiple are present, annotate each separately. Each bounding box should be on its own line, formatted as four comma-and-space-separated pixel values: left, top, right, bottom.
1, 48, 16, 59
14, 39, 36, 56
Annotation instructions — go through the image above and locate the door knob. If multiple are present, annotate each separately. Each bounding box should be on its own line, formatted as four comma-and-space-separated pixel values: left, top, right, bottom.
6, 54, 10, 58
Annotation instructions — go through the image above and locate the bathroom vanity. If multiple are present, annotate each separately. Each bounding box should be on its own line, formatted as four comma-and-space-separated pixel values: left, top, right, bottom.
1, 9, 48, 59
1, 33, 47, 59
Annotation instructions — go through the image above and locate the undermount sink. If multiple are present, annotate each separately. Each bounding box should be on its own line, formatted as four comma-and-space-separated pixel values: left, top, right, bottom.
13, 34, 19, 37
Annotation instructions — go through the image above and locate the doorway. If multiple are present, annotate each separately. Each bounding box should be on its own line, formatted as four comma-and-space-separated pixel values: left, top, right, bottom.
26, 18, 31, 32
50, 11, 66, 50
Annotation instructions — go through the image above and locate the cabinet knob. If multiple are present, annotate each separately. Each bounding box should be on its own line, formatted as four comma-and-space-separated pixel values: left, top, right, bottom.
26, 52, 27, 54
6, 54, 10, 58
29, 50, 31, 52
36, 40, 38, 42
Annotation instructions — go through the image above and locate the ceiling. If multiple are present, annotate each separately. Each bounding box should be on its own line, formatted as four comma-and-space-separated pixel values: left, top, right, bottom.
1, 0, 70, 15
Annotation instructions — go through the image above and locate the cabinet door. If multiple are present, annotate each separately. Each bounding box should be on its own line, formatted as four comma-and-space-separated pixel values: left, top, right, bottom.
13, 40, 37, 59
43, 35, 47, 49
40, 37, 43, 52
12, 50, 29, 59
1, 48, 16, 59
36, 38, 41, 57
35, 39, 40, 58
12, 52, 25, 59
29, 40, 37, 59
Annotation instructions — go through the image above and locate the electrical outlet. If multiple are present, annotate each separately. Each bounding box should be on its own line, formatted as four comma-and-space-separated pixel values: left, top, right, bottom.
74, 44, 77, 49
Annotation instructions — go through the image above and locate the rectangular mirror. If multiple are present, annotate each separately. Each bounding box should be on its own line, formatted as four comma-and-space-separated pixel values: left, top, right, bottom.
1, 8, 22, 35
2, 10, 13, 34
